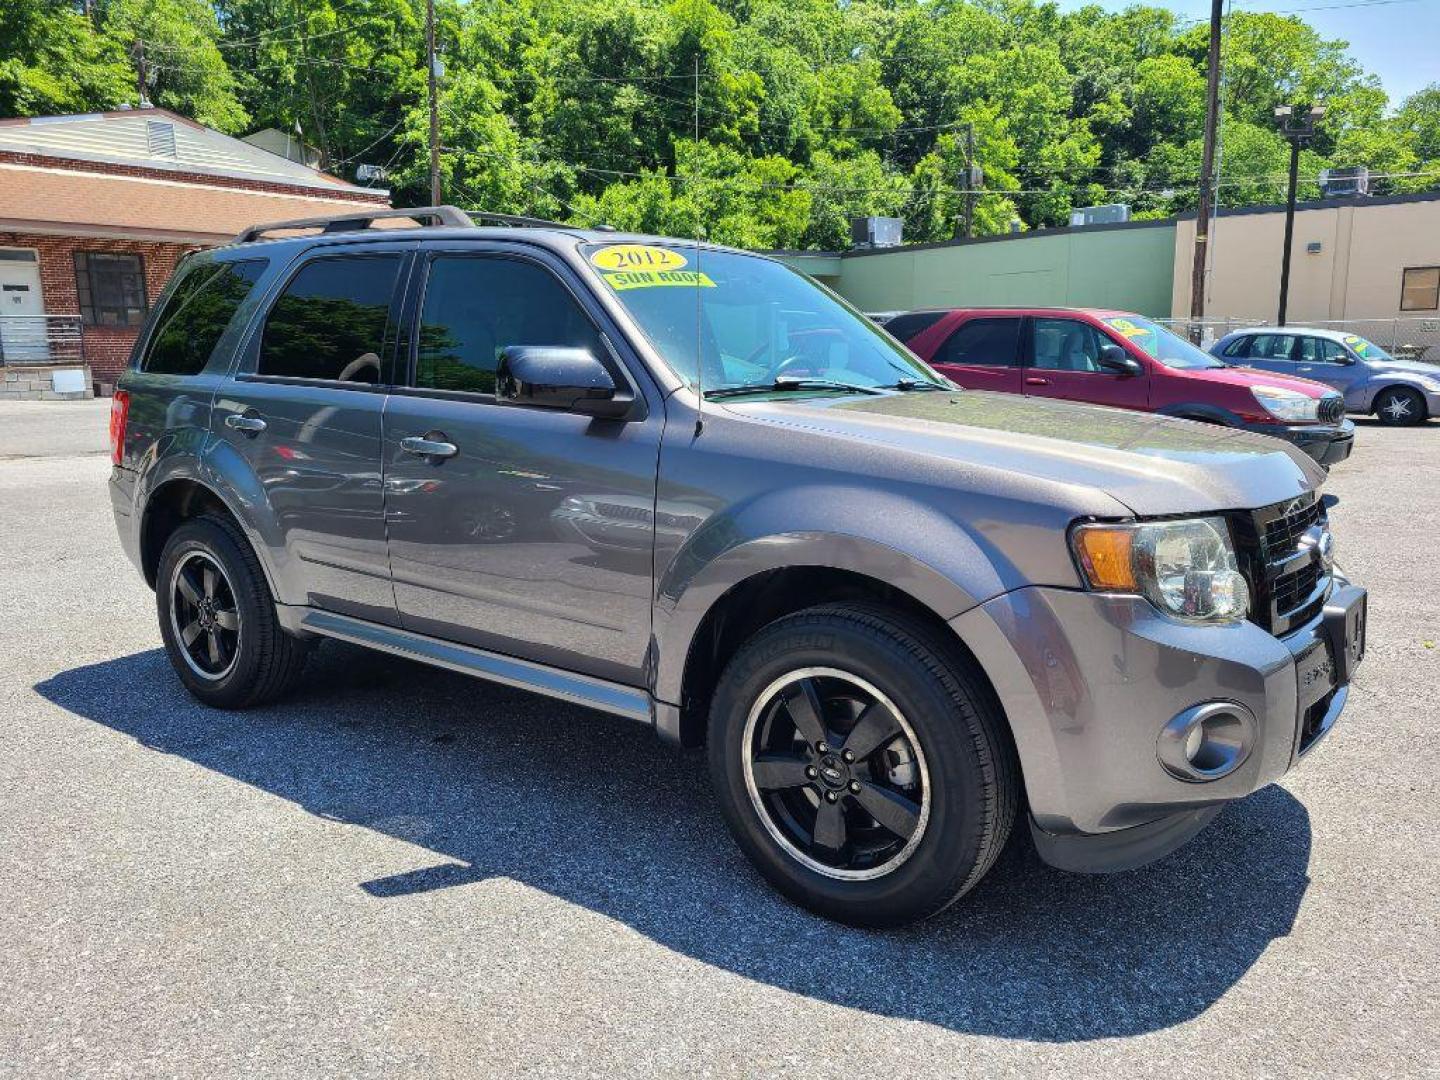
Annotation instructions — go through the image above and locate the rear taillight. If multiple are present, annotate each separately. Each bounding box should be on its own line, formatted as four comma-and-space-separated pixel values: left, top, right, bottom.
109, 390, 130, 467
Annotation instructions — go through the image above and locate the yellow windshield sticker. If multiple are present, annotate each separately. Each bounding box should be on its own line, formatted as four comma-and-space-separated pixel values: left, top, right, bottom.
590, 244, 689, 272
1107, 318, 1148, 338
602, 269, 716, 291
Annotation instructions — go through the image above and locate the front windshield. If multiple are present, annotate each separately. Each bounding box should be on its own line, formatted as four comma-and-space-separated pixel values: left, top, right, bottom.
583, 243, 946, 393
1340, 333, 1395, 362
1102, 315, 1224, 370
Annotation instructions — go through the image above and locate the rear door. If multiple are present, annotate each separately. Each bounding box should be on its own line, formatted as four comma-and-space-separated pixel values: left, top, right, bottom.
213, 242, 411, 624
380, 242, 663, 686
1022, 316, 1149, 409
928, 315, 1024, 394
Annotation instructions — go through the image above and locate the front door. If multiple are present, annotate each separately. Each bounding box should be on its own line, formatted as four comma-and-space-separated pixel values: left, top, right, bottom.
0, 248, 48, 362
928, 315, 1024, 395
214, 244, 409, 624
1022, 316, 1149, 409
1294, 335, 1362, 400
381, 246, 662, 686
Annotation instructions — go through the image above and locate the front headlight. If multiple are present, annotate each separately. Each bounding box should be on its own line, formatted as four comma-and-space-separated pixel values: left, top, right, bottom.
1071, 516, 1250, 622
1251, 385, 1320, 422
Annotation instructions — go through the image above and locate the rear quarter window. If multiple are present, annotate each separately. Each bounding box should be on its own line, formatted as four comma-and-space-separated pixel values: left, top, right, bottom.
140, 259, 267, 375
882, 311, 947, 343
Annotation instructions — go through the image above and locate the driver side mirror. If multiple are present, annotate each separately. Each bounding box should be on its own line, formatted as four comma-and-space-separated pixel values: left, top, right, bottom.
1097, 342, 1143, 377
496, 346, 636, 420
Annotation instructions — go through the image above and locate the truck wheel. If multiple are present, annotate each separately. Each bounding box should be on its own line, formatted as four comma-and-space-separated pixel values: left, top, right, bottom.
707, 603, 1017, 927
1374, 386, 1427, 426
155, 514, 310, 709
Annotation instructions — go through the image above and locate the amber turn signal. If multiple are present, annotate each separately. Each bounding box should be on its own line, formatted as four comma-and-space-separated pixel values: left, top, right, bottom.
1072, 524, 1138, 591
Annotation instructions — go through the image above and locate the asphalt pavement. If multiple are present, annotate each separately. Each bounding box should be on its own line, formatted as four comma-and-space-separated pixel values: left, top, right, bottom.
1, 401, 1436, 1078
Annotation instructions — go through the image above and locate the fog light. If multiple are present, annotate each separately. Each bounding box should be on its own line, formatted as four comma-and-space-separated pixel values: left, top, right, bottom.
1158, 701, 1256, 782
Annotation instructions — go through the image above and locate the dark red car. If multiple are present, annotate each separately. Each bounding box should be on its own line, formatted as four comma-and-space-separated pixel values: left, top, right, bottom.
888, 307, 1355, 466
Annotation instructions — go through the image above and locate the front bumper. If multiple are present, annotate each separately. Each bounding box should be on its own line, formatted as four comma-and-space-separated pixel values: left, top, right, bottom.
1249, 418, 1355, 467
952, 581, 1365, 871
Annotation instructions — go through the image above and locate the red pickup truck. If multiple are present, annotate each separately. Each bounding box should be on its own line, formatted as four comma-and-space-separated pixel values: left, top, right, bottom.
887, 307, 1355, 466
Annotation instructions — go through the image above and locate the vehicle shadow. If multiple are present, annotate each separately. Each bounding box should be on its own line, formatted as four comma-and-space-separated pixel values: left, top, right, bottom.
35, 645, 1314, 1043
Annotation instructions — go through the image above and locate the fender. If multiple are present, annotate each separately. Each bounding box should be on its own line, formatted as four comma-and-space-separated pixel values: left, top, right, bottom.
1154, 402, 1242, 426
649, 483, 1036, 707
136, 433, 289, 603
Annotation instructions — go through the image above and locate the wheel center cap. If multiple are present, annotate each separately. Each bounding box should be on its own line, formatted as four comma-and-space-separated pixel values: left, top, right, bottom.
817, 755, 847, 788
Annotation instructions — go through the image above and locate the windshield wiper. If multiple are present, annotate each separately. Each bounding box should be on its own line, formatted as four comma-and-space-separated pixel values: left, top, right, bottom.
704, 377, 886, 399
888, 378, 951, 391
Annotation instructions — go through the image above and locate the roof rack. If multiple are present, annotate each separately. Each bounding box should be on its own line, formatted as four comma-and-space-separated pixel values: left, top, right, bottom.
233, 204, 609, 245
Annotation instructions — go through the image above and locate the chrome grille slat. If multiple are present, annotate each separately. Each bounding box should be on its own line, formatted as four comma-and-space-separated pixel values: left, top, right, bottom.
1237, 494, 1332, 635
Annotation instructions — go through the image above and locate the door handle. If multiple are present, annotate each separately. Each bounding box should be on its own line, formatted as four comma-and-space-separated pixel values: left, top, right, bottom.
1024, 377, 1051, 386
400, 434, 459, 460
224, 412, 267, 435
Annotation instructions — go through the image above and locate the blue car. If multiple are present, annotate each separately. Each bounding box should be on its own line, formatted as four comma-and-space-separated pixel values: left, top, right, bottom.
1211, 327, 1440, 426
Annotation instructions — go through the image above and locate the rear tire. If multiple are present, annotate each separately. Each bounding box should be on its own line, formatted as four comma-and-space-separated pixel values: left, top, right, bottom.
155, 514, 310, 708
707, 603, 1017, 927
1373, 386, 1427, 426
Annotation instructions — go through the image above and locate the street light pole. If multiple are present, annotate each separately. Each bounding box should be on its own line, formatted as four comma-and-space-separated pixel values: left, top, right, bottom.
1189, 0, 1224, 337
1274, 103, 1324, 327
425, 0, 442, 206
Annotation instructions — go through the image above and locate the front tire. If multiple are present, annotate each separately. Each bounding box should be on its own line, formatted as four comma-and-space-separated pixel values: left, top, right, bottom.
155, 514, 310, 709
707, 604, 1017, 927
1374, 386, 1427, 426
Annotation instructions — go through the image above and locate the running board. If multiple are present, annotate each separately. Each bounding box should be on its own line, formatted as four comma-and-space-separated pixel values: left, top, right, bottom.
297, 609, 654, 725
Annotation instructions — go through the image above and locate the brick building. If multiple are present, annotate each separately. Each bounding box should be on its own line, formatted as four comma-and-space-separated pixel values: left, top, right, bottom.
0, 108, 390, 399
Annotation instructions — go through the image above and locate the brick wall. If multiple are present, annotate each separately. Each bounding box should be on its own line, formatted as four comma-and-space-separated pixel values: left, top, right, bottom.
0, 231, 193, 386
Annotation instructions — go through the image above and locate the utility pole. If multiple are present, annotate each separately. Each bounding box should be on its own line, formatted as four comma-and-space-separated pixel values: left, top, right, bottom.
132, 40, 149, 108
962, 122, 976, 239
1275, 103, 1324, 326
1189, 0, 1223, 337
425, 0, 441, 206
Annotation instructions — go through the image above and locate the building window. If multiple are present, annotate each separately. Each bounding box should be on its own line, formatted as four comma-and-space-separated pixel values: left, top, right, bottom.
1401, 267, 1439, 312
74, 252, 148, 326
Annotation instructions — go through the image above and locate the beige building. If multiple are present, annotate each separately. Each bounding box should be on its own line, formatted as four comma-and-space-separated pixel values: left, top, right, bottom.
1173, 192, 1440, 324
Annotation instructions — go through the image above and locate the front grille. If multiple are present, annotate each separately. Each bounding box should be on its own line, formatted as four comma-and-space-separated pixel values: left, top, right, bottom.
1234, 494, 1332, 636
1318, 396, 1346, 424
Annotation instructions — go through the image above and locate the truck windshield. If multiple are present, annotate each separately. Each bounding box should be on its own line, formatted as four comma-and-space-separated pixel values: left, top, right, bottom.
1102, 315, 1225, 370
582, 243, 947, 394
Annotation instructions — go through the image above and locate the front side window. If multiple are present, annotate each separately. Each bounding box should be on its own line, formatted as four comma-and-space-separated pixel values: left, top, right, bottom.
1031, 318, 1107, 372
142, 259, 266, 375
258, 254, 401, 382
583, 244, 943, 392
1100, 314, 1224, 370
1297, 336, 1351, 365
415, 256, 605, 394
1401, 266, 1439, 311
935, 317, 1022, 367
74, 251, 148, 326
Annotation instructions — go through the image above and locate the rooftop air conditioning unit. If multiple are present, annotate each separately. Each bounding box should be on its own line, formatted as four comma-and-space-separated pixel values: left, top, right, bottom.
1068, 203, 1130, 227
1319, 166, 1370, 198
850, 216, 902, 249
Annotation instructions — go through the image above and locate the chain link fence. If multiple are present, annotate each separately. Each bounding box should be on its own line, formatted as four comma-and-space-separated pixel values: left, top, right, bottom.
1158, 316, 1440, 363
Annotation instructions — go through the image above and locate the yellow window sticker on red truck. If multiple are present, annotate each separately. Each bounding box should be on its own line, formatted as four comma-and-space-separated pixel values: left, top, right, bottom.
602, 269, 716, 291
590, 244, 689, 272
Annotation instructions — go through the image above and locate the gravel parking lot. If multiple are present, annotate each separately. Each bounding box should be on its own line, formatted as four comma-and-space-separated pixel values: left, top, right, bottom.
1, 401, 1436, 1079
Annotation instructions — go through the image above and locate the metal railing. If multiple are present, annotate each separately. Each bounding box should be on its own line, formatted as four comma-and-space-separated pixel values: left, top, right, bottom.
1158, 315, 1440, 362
0, 315, 84, 365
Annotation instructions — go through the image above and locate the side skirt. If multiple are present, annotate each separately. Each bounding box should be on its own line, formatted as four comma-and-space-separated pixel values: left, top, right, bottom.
290, 607, 655, 726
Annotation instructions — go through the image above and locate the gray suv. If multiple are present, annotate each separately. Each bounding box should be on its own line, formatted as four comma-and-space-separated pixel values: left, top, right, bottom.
109, 207, 1367, 927
1212, 326, 1440, 426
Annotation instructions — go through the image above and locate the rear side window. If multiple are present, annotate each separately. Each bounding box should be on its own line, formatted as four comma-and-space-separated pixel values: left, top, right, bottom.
934, 318, 1021, 367
882, 311, 946, 343
259, 254, 401, 382
414, 256, 605, 394
1248, 334, 1295, 361
141, 259, 265, 375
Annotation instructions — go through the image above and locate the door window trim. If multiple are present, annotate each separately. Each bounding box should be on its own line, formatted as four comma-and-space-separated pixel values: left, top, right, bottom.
234, 241, 417, 391
390, 243, 648, 417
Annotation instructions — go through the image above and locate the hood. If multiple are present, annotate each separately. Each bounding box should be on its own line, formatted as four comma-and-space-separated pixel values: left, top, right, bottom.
1197, 364, 1339, 397
1363, 358, 1440, 379
721, 390, 1323, 517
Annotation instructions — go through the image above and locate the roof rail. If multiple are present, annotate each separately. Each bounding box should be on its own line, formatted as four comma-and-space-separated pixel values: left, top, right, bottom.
233, 204, 613, 245
233, 205, 474, 245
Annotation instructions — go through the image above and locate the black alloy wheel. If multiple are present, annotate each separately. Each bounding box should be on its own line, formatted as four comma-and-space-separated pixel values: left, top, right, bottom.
169, 550, 242, 680
1374, 386, 1427, 426
744, 667, 929, 880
